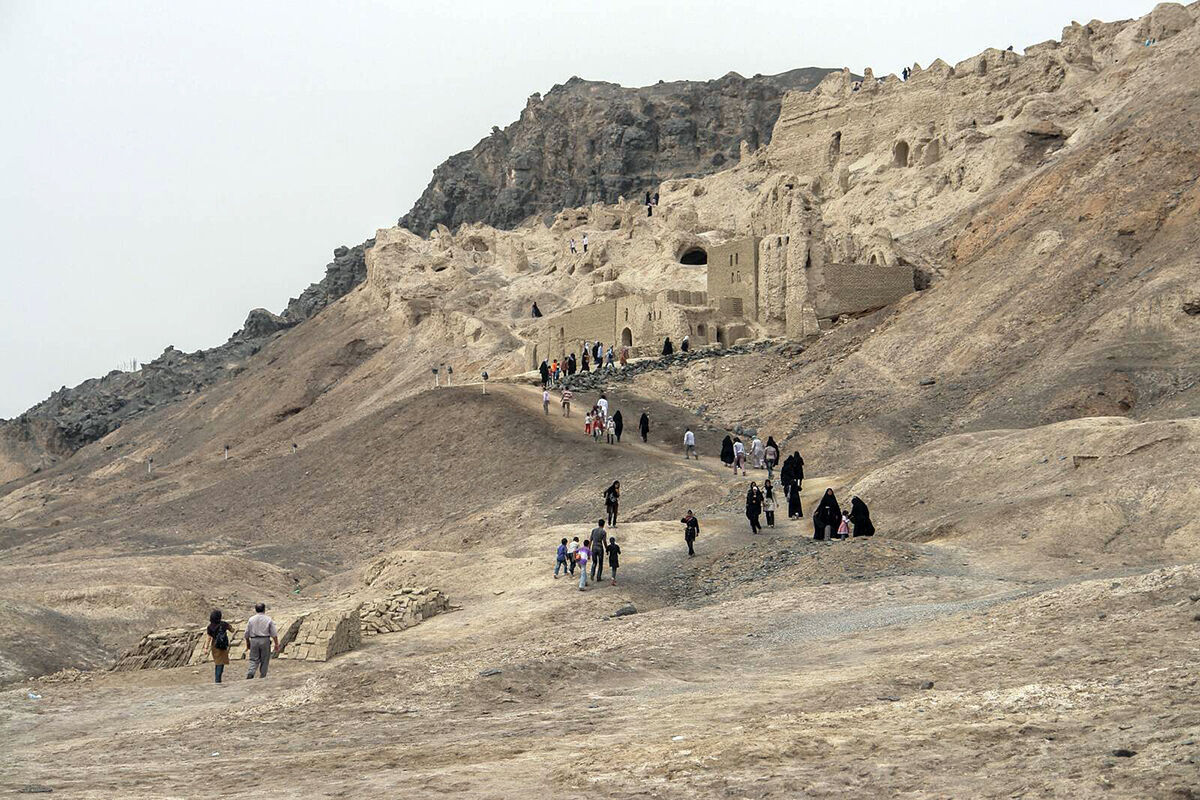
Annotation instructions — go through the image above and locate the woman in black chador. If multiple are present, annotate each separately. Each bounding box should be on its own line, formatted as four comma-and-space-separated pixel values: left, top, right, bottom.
849, 496, 875, 537
638, 411, 650, 443
720, 435, 735, 469
812, 488, 841, 541
612, 410, 624, 443
745, 482, 764, 534
786, 477, 803, 519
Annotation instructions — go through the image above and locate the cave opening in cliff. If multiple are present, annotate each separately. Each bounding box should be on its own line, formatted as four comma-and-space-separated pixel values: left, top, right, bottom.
893, 140, 910, 167
621, 327, 633, 347
679, 247, 708, 266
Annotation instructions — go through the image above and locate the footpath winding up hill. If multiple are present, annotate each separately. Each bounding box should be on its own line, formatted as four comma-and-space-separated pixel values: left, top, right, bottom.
3, 4, 1200, 797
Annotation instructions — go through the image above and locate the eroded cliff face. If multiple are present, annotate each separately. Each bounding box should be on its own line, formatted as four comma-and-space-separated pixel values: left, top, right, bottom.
398, 69, 844, 235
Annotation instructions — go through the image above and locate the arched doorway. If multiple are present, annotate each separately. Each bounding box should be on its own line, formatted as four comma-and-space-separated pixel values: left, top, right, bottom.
716, 326, 726, 346
893, 140, 910, 167
679, 247, 708, 266
621, 327, 633, 347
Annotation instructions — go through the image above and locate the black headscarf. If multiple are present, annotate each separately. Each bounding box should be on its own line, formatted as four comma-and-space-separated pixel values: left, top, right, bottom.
720, 435, 734, 464
766, 436, 778, 453
849, 496, 875, 537
815, 488, 840, 522
745, 484, 763, 511
639, 412, 649, 432
662, 337, 674, 355
793, 452, 805, 481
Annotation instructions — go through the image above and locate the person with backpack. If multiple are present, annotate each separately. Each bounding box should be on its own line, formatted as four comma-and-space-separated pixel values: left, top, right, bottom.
606, 536, 621, 585
204, 609, 233, 684
604, 482, 621, 527
681, 510, 700, 556
243, 603, 279, 680
554, 538, 570, 578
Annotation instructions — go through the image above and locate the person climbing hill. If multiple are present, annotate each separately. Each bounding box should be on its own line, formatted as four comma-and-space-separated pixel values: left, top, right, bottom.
720, 435, 734, 470
813, 488, 841, 541
745, 482, 764, 534
639, 411, 650, 443
613, 410, 623, 443
604, 481, 621, 527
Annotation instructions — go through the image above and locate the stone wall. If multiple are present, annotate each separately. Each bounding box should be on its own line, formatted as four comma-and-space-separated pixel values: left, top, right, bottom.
810, 262, 914, 318
111, 588, 451, 671
706, 237, 760, 321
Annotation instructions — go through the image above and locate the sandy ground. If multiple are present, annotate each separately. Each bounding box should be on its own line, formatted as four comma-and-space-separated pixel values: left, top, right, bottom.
2, 384, 1198, 799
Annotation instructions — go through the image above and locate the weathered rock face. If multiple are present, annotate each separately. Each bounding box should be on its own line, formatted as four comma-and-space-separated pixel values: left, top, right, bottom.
0, 240, 372, 468
399, 69, 845, 235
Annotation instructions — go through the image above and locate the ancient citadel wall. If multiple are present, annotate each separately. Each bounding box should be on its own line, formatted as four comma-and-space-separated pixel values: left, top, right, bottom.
766, 48, 1054, 177
809, 262, 915, 318
707, 238, 760, 321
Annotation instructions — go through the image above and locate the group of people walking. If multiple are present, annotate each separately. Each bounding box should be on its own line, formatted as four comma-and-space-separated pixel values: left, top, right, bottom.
555, 518, 621, 590
538, 341, 630, 388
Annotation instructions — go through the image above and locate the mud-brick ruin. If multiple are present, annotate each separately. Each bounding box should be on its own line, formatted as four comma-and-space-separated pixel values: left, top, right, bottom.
531, 229, 915, 365
112, 588, 450, 671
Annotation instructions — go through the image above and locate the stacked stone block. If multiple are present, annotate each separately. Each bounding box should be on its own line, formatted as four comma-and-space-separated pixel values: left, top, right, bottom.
359, 587, 450, 637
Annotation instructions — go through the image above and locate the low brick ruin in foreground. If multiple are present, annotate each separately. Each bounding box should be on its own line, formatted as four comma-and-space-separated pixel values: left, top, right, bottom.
112, 588, 450, 671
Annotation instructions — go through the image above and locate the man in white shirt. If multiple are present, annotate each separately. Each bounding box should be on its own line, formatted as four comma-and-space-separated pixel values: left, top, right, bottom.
597, 394, 609, 420
683, 429, 697, 460
244, 603, 279, 680
733, 438, 747, 475
542, 388, 550, 414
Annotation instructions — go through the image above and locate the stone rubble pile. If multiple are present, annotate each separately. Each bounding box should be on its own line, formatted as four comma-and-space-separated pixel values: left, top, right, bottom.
110, 587, 450, 671
359, 587, 450, 637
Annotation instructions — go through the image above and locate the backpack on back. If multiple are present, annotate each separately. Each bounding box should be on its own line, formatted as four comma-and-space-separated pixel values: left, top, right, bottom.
213, 625, 229, 651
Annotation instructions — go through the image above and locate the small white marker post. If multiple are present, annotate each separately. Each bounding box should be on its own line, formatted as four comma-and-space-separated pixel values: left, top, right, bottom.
224, 445, 229, 461
481, 371, 488, 395
147, 457, 154, 475
446, 365, 453, 386
291, 443, 298, 456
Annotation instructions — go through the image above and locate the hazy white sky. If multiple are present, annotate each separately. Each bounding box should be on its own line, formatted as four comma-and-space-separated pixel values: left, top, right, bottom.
0, 0, 1156, 417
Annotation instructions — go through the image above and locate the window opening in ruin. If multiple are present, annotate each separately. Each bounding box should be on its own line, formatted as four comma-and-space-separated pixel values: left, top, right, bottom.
679, 247, 708, 266
893, 140, 910, 167
624, 309, 629, 321
828, 131, 842, 166
621, 327, 633, 347
716, 326, 726, 345
735, 252, 740, 265
697, 323, 706, 337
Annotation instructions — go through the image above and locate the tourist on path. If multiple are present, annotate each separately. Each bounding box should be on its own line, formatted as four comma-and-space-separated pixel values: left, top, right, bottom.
569, 238, 577, 254
638, 411, 650, 443
597, 394, 609, 420
684, 427, 697, 459
561, 388, 573, 417
581, 351, 589, 372
244, 603, 279, 680
554, 538, 570, 578
585, 410, 594, 438
745, 482, 764, 534
582, 233, 589, 253
813, 488, 842, 541
791, 451, 805, 487
613, 410, 624, 442
720, 435, 734, 469
619, 346, 629, 367
751, 436, 764, 469
593, 341, 602, 365
606, 537, 621, 585
204, 609, 233, 684
763, 481, 777, 528
850, 497, 876, 537
567, 353, 577, 375
681, 335, 690, 353
786, 479, 803, 520
539, 360, 550, 387
605, 415, 616, 444
590, 520, 608, 581
662, 337, 674, 356
606, 347, 615, 371
543, 388, 550, 415
732, 437, 747, 475
567, 537, 580, 574
577, 541, 591, 590
681, 510, 700, 556
764, 437, 779, 479
604, 482, 621, 527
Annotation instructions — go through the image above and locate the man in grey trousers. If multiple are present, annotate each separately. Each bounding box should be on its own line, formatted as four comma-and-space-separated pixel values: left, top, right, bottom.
244, 603, 279, 679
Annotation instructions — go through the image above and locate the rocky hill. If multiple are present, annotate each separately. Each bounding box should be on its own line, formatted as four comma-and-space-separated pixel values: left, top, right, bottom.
398, 69, 844, 234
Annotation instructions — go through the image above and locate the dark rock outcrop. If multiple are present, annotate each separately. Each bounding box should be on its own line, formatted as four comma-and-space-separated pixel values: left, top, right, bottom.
399, 69, 843, 235
0, 241, 373, 471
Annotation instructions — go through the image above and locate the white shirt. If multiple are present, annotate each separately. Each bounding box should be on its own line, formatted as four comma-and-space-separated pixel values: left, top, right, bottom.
733, 441, 745, 456
597, 398, 608, 416
684, 431, 695, 446
542, 390, 550, 402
